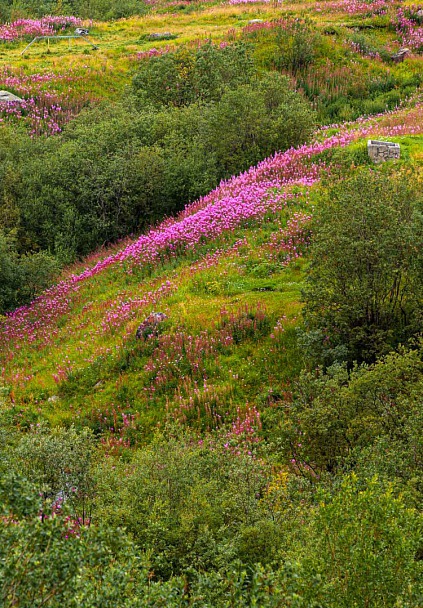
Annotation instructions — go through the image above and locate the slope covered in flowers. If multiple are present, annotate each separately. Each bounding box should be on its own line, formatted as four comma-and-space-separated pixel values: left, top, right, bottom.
1, 101, 422, 435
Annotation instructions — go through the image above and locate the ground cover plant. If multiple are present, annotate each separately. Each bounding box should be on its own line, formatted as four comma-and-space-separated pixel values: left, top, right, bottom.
0, 0, 423, 605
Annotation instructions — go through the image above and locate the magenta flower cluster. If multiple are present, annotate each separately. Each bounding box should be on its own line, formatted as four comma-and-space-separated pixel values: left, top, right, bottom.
0, 66, 85, 96
348, 40, 381, 59
268, 212, 313, 266
393, 7, 423, 50
223, 405, 262, 454
228, 0, 269, 4
0, 67, 93, 136
322, 0, 394, 15
0, 16, 82, 42
102, 280, 175, 333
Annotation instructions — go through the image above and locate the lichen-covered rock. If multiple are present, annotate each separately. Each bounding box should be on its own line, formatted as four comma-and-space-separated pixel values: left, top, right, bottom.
136, 312, 168, 340
146, 32, 176, 41
391, 48, 410, 63
0, 90, 23, 103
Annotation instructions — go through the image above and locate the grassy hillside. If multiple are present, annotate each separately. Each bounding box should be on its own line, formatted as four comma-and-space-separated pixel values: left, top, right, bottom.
2, 1, 423, 133
1, 103, 422, 434
0, 1, 423, 605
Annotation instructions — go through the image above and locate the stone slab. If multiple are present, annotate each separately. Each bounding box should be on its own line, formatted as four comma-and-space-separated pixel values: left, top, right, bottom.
367, 140, 400, 163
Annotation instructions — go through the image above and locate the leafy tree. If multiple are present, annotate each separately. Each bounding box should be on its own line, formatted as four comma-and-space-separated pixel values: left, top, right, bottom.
301, 168, 423, 366
297, 475, 423, 607
203, 73, 315, 178
0, 231, 20, 313
0, 477, 140, 608
0, 230, 60, 314
95, 430, 274, 579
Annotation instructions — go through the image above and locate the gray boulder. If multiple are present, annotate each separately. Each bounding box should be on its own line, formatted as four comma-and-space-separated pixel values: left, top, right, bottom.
391, 48, 410, 63
147, 32, 176, 40
0, 90, 23, 103
136, 312, 168, 340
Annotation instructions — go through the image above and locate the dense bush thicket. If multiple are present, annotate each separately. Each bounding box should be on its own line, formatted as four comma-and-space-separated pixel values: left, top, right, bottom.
2, 340, 423, 607
132, 43, 256, 107
0, 230, 60, 312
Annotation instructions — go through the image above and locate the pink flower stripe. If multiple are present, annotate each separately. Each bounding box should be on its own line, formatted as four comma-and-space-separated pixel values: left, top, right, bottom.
228, 0, 269, 4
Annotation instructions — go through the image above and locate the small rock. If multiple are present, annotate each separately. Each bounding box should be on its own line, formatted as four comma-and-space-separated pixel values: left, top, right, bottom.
248, 19, 264, 24
0, 90, 23, 103
48, 395, 60, 403
147, 32, 176, 40
391, 47, 410, 63
136, 312, 168, 340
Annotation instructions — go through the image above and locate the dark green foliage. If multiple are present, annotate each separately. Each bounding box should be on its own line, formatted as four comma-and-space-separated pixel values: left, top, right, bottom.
0, 230, 60, 313
300, 169, 423, 367
296, 475, 423, 608
1, 6, 423, 605
15, 424, 97, 524
273, 18, 321, 73
202, 73, 315, 177
0, 0, 148, 20
0, 499, 140, 607
278, 343, 423, 473
1, 421, 422, 606
95, 432, 275, 579
76, 0, 148, 19
133, 42, 255, 108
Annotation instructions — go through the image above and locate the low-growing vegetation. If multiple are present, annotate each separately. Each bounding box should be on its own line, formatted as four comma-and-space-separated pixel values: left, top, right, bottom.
0, 0, 422, 605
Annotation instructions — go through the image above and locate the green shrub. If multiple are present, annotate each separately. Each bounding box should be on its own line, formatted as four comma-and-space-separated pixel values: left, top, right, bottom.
279, 344, 423, 473
297, 475, 423, 607
0, 230, 60, 314
300, 168, 423, 366
133, 42, 255, 108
